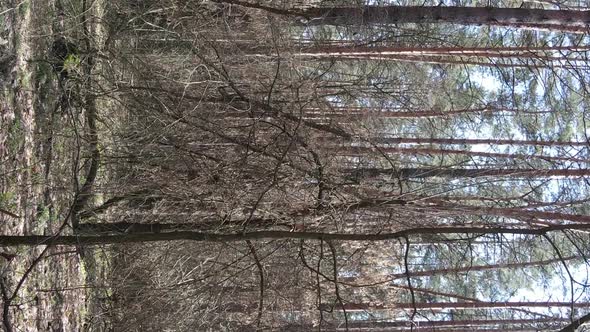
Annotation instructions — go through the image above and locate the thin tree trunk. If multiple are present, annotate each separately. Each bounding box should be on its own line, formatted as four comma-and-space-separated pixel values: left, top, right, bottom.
388, 255, 579, 279
1, 223, 589, 246
265, 318, 566, 330
337, 146, 583, 163
314, 197, 590, 224
327, 301, 590, 310
312, 313, 569, 331
326, 317, 568, 329
326, 54, 568, 69
346, 167, 590, 179
432, 203, 590, 223
362, 136, 589, 147
296, 45, 590, 57
305, 106, 550, 119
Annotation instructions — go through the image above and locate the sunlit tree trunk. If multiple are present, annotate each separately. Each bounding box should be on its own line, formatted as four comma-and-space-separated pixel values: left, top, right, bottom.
387, 255, 579, 279
304, 106, 550, 120
347, 167, 590, 179
327, 301, 590, 310
337, 146, 582, 163
363, 137, 588, 147
296, 45, 590, 57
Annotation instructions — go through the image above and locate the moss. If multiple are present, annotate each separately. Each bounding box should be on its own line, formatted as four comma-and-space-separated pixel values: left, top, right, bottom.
0, 191, 17, 210
17, 66, 32, 89
18, 0, 29, 16
7, 114, 24, 153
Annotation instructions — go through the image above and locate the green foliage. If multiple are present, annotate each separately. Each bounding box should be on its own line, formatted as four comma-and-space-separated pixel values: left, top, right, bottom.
6, 113, 24, 153
0, 191, 16, 209
63, 53, 81, 73
18, 0, 28, 16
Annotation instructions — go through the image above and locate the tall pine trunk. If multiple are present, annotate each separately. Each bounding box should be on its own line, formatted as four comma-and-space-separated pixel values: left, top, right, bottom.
347, 167, 590, 179
301, 6, 590, 31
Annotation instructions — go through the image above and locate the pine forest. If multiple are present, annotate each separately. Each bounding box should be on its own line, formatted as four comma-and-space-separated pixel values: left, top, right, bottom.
1, 0, 590, 330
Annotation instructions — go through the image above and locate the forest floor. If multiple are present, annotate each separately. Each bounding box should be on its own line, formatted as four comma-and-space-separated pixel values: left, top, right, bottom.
0, 0, 110, 330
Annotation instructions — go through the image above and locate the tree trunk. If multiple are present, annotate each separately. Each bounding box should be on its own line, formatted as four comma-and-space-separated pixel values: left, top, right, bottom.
346, 167, 590, 179
364, 136, 588, 147
1, 223, 589, 246
263, 318, 567, 331
326, 301, 590, 310
388, 255, 579, 279
305, 106, 550, 120
433, 203, 590, 224
337, 146, 582, 163
301, 6, 590, 31
296, 45, 590, 57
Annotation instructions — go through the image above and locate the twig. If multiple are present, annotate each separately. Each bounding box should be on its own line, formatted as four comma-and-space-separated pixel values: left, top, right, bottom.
211, 0, 306, 18
0, 275, 13, 332
402, 236, 417, 331
542, 234, 576, 320
316, 240, 325, 330
0, 1, 26, 16
0, 208, 19, 219
246, 240, 264, 330
327, 241, 348, 331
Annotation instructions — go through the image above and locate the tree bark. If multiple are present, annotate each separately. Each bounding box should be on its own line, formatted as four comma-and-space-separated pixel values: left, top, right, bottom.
387, 255, 579, 279
346, 167, 590, 179
337, 146, 583, 163
326, 301, 590, 310
362, 136, 589, 147
301, 6, 590, 30
433, 203, 590, 223
296, 45, 590, 57
1, 223, 589, 246
286, 325, 546, 332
